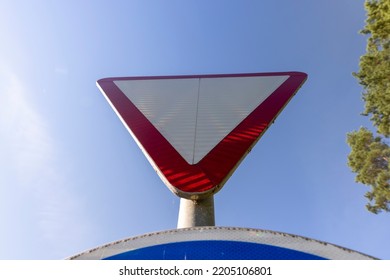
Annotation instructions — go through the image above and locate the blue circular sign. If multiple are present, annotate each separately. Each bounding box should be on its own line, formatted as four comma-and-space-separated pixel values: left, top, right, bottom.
69, 227, 375, 260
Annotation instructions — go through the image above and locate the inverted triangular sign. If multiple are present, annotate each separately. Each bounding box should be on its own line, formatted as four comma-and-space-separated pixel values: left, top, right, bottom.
97, 72, 307, 199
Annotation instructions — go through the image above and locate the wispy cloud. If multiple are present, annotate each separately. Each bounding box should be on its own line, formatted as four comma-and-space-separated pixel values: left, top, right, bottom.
55, 66, 68, 76
0, 71, 90, 258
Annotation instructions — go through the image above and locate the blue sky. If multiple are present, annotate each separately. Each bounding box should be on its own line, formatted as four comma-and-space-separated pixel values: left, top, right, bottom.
1, 0, 389, 260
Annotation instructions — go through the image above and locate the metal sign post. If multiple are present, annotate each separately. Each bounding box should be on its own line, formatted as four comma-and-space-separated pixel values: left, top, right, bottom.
177, 196, 215, 228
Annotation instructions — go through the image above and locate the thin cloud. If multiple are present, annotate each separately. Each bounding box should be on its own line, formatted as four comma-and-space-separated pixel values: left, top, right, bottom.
0, 71, 90, 258
55, 66, 68, 76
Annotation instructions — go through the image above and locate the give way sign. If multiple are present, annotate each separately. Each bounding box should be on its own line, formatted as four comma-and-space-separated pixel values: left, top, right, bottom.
97, 72, 307, 199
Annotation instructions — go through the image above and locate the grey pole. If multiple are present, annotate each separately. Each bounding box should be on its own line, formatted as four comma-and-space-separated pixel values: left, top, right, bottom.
177, 196, 215, 228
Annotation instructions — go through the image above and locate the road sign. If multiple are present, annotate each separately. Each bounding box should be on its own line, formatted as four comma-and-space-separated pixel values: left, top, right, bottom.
97, 72, 307, 199
69, 227, 375, 260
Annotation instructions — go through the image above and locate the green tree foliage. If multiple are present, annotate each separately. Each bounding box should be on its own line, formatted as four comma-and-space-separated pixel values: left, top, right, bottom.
348, 0, 390, 214
354, 0, 390, 136
347, 128, 390, 213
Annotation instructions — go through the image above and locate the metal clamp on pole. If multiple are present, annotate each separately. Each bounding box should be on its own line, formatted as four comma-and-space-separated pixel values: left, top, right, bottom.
177, 196, 215, 228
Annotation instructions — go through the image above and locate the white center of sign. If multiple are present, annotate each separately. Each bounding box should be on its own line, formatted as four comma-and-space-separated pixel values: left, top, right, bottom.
114, 75, 288, 164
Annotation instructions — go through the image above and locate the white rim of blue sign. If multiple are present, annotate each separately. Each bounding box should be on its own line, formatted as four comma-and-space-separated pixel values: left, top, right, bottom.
68, 227, 375, 260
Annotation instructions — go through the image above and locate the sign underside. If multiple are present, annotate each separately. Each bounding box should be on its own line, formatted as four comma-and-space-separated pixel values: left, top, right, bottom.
97, 72, 307, 199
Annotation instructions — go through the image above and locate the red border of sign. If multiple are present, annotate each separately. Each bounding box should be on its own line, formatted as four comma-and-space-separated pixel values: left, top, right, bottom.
97, 72, 307, 199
